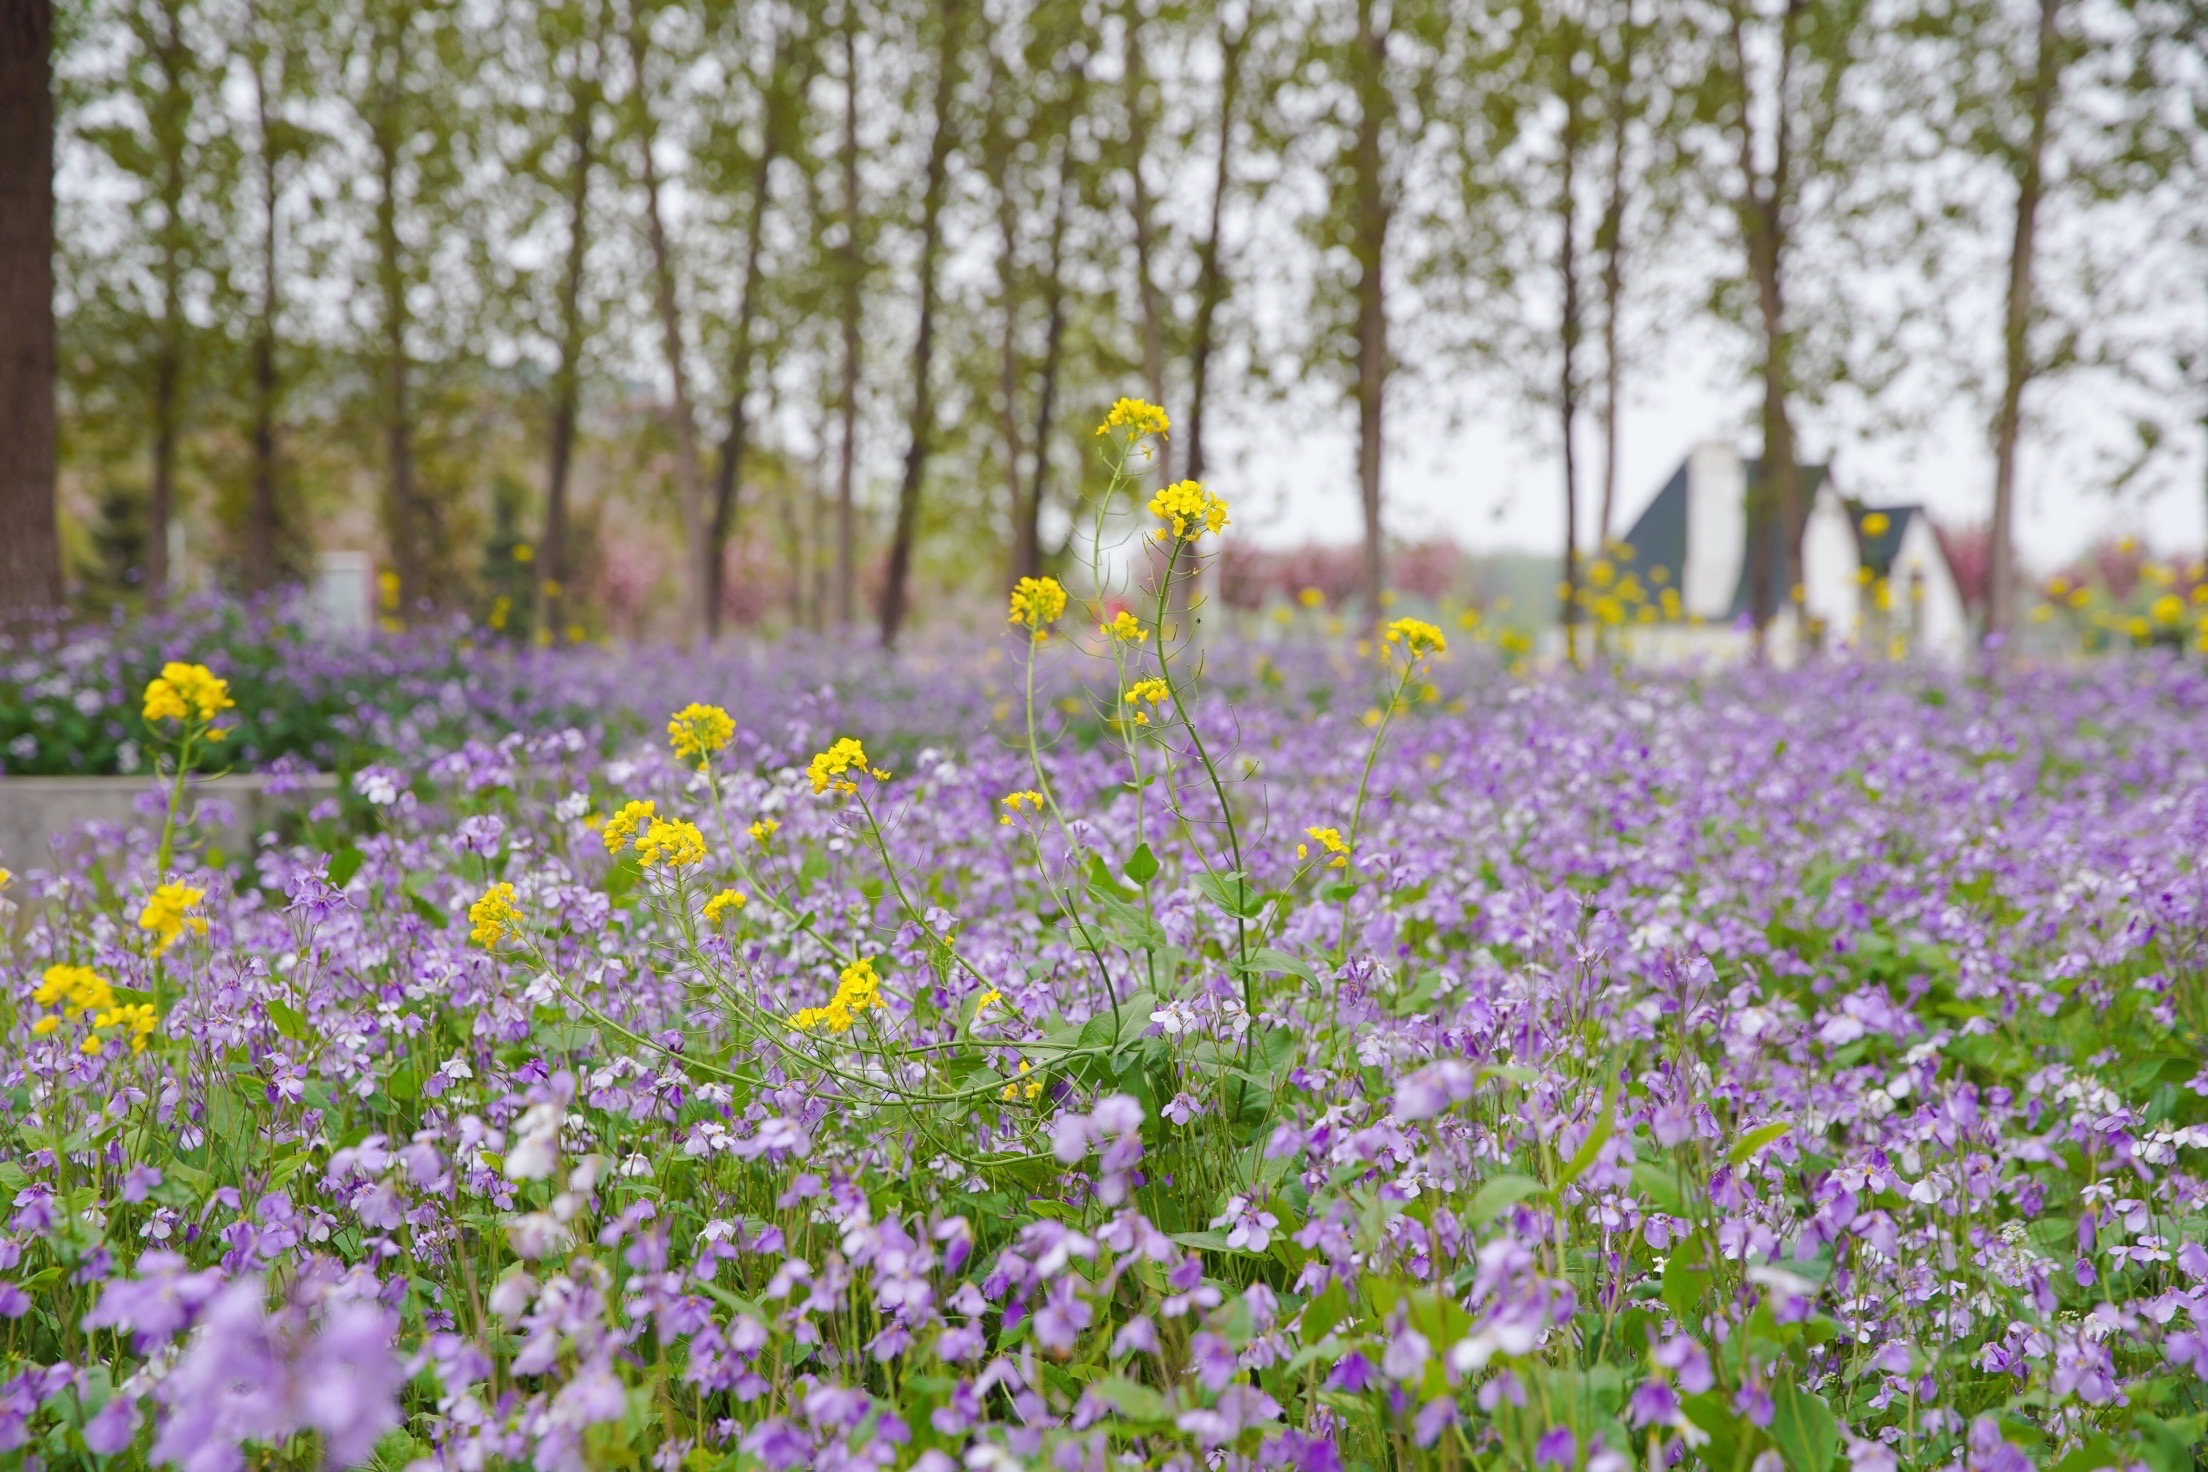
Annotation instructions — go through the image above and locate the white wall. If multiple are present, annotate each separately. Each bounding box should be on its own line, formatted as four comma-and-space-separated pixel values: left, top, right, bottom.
1893, 517, 1970, 661
1683, 443, 1746, 619
1801, 486, 1862, 642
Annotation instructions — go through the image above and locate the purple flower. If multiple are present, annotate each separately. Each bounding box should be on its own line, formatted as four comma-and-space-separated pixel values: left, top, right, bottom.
1033, 1277, 1093, 1354
1627, 1377, 1681, 1427
1535, 1424, 1577, 1468
83, 1395, 140, 1456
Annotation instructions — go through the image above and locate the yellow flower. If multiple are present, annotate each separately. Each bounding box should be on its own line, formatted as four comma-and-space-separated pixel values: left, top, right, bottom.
137, 882, 208, 957
1094, 397, 1170, 439
1100, 610, 1147, 643
1008, 577, 1068, 634
513, 541, 536, 564
1124, 679, 1169, 707
667, 703, 736, 769
999, 790, 1045, 825
635, 817, 708, 869
603, 799, 656, 854
808, 737, 870, 796
703, 888, 747, 924
142, 662, 234, 726
1303, 826, 1351, 869
1147, 480, 1229, 543
974, 988, 1004, 1016
469, 882, 523, 948
1001, 1058, 1041, 1101
1861, 512, 1891, 536
94, 1002, 160, 1054
1382, 618, 1447, 660
748, 817, 781, 845
32, 964, 116, 1023
2152, 593, 2183, 625
1297, 586, 1325, 609
791, 956, 883, 1035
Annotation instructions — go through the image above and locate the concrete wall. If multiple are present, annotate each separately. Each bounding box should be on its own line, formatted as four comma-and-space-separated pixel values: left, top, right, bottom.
0, 773, 340, 871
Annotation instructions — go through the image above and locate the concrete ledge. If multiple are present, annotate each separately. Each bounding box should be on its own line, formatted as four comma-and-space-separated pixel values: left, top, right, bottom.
0, 772, 342, 870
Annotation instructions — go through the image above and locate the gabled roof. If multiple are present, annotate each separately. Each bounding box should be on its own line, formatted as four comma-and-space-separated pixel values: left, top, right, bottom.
1611, 454, 1835, 623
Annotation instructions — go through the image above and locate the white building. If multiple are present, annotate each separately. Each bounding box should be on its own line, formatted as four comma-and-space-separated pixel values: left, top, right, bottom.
1602, 442, 1968, 663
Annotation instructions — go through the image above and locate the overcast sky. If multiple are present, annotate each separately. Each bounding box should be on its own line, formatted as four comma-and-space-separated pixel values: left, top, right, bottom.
1212, 330, 2208, 575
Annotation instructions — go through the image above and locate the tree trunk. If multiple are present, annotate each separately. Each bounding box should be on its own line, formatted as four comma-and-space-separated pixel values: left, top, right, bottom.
372, 9, 423, 612
988, 51, 1024, 588
537, 69, 595, 640
705, 25, 798, 639
627, 12, 710, 645
147, 0, 188, 603
878, 0, 962, 650
1594, 0, 1633, 551
1989, 0, 2059, 656
148, 331, 178, 600
833, 0, 861, 627
1016, 169, 1071, 584
1351, 0, 1388, 625
1125, 2, 1169, 482
1185, 8, 1245, 489
0, 0, 61, 617
1556, 31, 1585, 670
245, 32, 283, 593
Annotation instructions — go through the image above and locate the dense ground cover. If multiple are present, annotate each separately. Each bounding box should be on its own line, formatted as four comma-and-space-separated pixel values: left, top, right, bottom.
4, 413, 2206, 1471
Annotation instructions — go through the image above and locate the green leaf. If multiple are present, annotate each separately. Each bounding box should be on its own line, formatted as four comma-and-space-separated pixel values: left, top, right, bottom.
326, 845, 365, 889
1300, 1279, 1352, 1345
265, 1000, 309, 1042
1251, 948, 1318, 984
1468, 1173, 1545, 1226
1193, 870, 1264, 918
408, 891, 448, 929
1556, 1081, 1619, 1190
1091, 1375, 1173, 1424
1121, 843, 1159, 886
1631, 1160, 1686, 1215
1768, 1380, 1840, 1472
1729, 1120, 1793, 1166
1662, 1232, 1713, 1325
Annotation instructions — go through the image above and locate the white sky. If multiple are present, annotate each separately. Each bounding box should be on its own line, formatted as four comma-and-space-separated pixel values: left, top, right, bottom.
1212, 338, 2208, 574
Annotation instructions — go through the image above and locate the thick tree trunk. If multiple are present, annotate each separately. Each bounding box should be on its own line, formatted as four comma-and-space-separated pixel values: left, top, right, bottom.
0, 0, 61, 617
372, 13, 423, 612
1351, 0, 1388, 625
833, 2, 861, 628
148, 339, 178, 599
1184, 9, 1244, 490
1594, 2, 1633, 551
989, 55, 1024, 588
147, 0, 187, 602
245, 46, 283, 593
1557, 45, 1584, 670
1125, 4, 1169, 483
1016, 170, 1071, 584
878, 0, 961, 650
705, 27, 797, 638
537, 74, 594, 639
1989, 0, 2059, 655
627, 15, 709, 645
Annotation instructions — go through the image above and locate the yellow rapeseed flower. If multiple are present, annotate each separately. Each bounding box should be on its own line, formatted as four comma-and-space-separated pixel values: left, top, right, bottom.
137, 882, 208, 957
33, 964, 116, 1022
142, 662, 234, 727
2152, 593, 2183, 625
93, 1002, 160, 1054
667, 703, 736, 769
790, 956, 883, 1035
636, 817, 708, 869
603, 799, 656, 854
1147, 480, 1229, 543
702, 889, 747, 924
1300, 826, 1351, 868
1861, 512, 1891, 536
1099, 610, 1147, 643
808, 737, 870, 796
748, 817, 781, 845
469, 882, 523, 948
1094, 397, 1170, 439
999, 790, 1045, 825
1008, 576, 1068, 634
1382, 618, 1447, 660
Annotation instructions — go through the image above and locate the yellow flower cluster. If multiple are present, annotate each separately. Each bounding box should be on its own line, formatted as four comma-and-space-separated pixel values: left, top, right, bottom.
635, 816, 708, 869
749, 818, 780, 845
667, 703, 736, 769
1001, 1059, 1042, 1102
1122, 679, 1170, 726
603, 799, 656, 854
96, 1002, 159, 1054
974, 988, 1004, 1016
808, 737, 874, 796
1008, 576, 1068, 634
138, 882, 208, 957
30, 965, 160, 1055
702, 888, 747, 924
469, 882, 523, 948
1000, 790, 1045, 825
142, 662, 235, 727
1383, 617, 1447, 660
790, 956, 883, 1035
1299, 826, 1351, 868
1094, 397, 1170, 439
1148, 480, 1229, 543
1100, 610, 1146, 643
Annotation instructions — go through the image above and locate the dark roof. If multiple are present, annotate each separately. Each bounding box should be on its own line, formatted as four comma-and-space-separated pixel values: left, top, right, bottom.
1849, 503, 1922, 578
1611, 453, 1834, 623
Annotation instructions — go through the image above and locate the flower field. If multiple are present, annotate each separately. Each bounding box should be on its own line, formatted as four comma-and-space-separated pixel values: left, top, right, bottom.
6, 427, 2208, 1472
